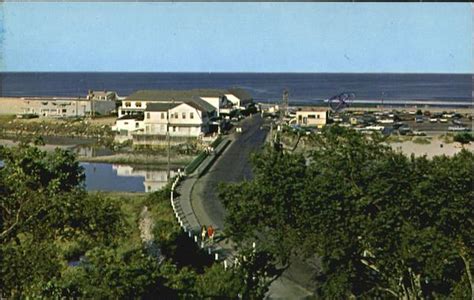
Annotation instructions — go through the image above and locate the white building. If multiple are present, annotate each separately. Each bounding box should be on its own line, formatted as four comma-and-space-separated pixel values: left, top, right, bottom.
295, 107, 328, 128
118, 88, 251, 120
225, 88, 254, 110
87, 90, 118, 101
142, 99, 215, 137
112, 115, 145, 134
0, 97, 115, 118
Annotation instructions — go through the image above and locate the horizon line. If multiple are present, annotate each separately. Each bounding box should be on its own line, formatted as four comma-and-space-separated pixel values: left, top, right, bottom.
1, 71, 473, 75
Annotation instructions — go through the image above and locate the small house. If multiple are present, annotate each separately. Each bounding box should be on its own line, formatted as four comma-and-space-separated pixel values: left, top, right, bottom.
296, 107, 328, 128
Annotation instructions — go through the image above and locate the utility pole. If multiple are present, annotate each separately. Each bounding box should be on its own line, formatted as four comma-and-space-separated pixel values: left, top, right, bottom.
281, 89, 289, 124
381, 91, 385, 112
167, 100, 173, 181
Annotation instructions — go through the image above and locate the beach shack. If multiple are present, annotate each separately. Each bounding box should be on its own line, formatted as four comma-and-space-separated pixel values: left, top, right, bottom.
295, 107, 328, 128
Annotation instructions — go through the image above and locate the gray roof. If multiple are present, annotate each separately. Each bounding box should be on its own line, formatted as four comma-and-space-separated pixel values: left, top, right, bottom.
227, 88, 253, 103
189, 96, 217, 113
145, 100, 215, 114
127, 89, 227, 102
118, 114, 144, 121
145, 102, 181, 112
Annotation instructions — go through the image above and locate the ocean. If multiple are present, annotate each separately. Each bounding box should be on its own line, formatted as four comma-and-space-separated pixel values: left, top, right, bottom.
0, 72, 472, 105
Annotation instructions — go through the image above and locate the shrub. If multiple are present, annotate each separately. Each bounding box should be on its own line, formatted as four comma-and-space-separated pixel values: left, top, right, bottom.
185, 152, 207, 174
453, 132, 473, 145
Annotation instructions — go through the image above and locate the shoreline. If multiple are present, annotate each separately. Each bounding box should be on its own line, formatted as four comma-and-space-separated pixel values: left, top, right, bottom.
0, 138, 194, 166
259, 102, 473, 114
78, 153, 193, 166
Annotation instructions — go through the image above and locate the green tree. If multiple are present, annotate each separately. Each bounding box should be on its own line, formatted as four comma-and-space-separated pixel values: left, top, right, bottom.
0, 144, 125, 298
453, 132, 473, 145
41, 247, 164, 299
220, 126, 474, 298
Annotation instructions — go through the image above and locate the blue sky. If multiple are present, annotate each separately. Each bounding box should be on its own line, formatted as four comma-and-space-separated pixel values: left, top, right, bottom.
0, 3, 472, 73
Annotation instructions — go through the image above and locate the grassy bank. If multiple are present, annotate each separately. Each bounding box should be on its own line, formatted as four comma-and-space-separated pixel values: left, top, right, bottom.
0, 116, 116, 147
79, 153, 193, 166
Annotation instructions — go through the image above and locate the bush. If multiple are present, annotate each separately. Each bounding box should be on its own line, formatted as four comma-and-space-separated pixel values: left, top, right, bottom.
453, 132, 473, 144
185, 152, 207, 174
210, 136, 223, 148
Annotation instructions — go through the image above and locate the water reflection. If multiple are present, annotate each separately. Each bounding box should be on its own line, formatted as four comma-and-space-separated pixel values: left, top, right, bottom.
73, 146, 115, 158
82, 162, 180, 193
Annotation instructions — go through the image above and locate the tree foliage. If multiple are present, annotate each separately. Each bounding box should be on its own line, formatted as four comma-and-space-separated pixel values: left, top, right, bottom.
0, 144, 125, 297
0, 143, 275, 298
220, 126, 474, 298
454, 132, 473, 145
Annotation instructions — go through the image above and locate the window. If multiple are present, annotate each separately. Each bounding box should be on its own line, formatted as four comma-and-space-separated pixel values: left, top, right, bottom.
146, 113, 150, 119
135, 122, 139, 128
136, 101, 142, 107
182, 112, 186, 119
62, 109, 67, 113
124, 102, 131, 107
308, 114, 316, 119
173, 126, 176, 132
175, 112, 178, 119
317, 114, 320, 119
161, 112, 165, 119
190, 112, 194, 119
124, 122, 129, 125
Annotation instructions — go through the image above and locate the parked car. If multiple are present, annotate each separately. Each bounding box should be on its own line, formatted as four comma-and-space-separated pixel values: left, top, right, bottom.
429, 118, 438, 123
413, 130, 427, 136
448, 126, 469, 132
452, 119, 463, 126
392, 122, 404, 129
440, 118, 448, 123
399, 126, 412, 135
415, 116, 424, 123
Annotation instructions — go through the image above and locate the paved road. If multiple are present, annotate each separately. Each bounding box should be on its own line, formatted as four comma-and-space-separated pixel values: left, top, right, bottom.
192, 114, 268, 229
191, 115, 315, 299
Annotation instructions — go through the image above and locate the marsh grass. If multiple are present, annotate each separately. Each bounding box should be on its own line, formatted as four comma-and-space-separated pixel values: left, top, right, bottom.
412, 137, 432, 144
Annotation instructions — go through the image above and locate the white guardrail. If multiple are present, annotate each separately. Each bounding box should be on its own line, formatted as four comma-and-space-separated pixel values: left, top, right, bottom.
170, 172, 237, 269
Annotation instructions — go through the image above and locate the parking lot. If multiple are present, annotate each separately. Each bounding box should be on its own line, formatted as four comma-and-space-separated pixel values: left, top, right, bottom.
333, 108, 472, 136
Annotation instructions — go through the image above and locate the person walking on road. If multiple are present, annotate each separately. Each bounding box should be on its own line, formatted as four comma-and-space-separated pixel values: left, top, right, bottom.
207, 225, 215, 243
201, 225, 207, 241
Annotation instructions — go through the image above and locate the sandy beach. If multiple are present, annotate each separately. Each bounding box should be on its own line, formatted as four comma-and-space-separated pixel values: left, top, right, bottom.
389, 139, 473, 158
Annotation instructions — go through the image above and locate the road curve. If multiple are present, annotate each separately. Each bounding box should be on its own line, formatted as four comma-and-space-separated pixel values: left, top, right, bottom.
191, 114, 315, 298
192, 114, 268, 229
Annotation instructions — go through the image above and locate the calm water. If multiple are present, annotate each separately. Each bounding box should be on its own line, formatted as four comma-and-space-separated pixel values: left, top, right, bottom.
1, 72, 472, 104
82, 162, 180, 193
